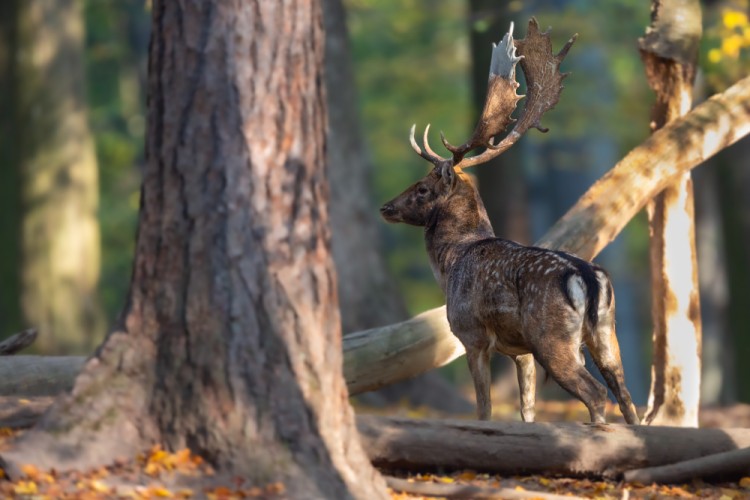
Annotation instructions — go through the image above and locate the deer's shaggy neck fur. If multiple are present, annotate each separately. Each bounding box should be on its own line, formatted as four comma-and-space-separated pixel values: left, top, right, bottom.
425, 178, 494, 291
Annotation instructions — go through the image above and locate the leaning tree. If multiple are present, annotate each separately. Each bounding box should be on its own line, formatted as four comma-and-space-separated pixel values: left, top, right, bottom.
0, 1, 387, 498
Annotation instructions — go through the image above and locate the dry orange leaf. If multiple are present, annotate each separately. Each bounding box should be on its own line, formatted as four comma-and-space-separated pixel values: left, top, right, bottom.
740, 477, 750, 489
456, 470, 477, 481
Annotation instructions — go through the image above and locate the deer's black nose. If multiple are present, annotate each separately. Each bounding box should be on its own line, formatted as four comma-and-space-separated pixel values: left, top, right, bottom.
380, 203, 395, 216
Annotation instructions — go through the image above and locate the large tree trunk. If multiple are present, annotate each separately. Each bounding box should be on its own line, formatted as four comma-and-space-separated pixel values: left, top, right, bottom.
358, 415, 750, 480
640, 0, 703, 427
0, 2, 387, 498
6, 0, 105, 354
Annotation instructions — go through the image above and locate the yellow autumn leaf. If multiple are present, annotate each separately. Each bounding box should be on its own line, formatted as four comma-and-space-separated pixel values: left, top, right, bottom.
89, 479, 111, 493
438, 476, 454, 483
13, 480, 38, 495
538, 477, 551, 486
151, 486, 175, 497
740, 476, 750, 489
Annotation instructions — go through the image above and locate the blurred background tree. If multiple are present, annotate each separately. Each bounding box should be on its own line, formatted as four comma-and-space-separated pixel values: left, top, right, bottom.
0, 0, 105, 354
0, 0, 748, 405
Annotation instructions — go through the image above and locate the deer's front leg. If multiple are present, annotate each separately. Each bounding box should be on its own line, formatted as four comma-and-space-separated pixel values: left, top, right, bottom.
466, 347, 492, 420
513, 353, 536, 422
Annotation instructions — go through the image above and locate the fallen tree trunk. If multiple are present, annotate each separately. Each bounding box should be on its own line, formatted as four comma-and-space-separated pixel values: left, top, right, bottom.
623, 446, 750, 484
0, 356, 84, 396
2, 76, 750, 397
357, 415, 750, 480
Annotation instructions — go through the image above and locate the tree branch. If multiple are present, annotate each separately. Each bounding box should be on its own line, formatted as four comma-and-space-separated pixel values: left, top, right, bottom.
0, 329, 37, 355
623, 446, 750, 484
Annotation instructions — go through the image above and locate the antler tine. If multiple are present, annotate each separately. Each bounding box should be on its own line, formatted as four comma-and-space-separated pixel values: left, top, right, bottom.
409, 124, 446, 165
422, 124, 449, 162
458, 18, 577, 169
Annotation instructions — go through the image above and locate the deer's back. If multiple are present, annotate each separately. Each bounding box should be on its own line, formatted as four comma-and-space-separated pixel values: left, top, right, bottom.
445, 238, 608, 354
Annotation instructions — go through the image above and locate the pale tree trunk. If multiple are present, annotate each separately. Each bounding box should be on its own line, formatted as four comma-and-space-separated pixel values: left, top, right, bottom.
640, 0, 703, 427
0, 2, 387, 498
11, 0, 104, 354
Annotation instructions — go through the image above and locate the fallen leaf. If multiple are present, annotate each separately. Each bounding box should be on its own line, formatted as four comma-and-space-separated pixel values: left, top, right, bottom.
438, 476, 454, 483
456, 471, 477, 481
740, 477, 750, 489
13, 480, 37, 495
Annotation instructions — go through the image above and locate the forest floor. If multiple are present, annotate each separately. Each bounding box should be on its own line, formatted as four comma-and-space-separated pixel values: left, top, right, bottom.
0, 398, 749, 499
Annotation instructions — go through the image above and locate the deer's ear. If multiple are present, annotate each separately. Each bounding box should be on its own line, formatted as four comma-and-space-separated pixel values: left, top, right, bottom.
439, 163, 457, 191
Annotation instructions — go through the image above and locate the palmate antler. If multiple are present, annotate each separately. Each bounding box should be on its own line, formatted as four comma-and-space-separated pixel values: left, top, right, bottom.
409, 18, 577, 170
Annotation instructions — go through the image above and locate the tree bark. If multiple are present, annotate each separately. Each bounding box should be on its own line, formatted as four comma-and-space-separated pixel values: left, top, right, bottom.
639, 0, 703, 428
7, 0, 105, 354
357, 415, 750, 480
0, 2, 387, 498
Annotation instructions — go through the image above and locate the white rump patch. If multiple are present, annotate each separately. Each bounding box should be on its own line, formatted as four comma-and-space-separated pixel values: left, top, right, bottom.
567, 275, 587, 312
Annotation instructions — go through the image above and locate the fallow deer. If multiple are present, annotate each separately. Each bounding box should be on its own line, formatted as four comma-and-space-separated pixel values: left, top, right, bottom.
380, 19, 639, 424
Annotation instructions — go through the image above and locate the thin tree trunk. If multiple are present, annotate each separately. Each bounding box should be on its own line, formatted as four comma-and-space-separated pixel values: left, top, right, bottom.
639, 0, 703, 427
322, 0, 471, 414
0, 0, 24, 338
0, 2, 386, 497
8, 0, 105, 354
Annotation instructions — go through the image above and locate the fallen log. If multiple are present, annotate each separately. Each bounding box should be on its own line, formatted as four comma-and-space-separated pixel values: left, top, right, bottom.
2, 77, 749, 397
0, 356, 85, 396
357, 415, 750, 480
623, 446, 750, 484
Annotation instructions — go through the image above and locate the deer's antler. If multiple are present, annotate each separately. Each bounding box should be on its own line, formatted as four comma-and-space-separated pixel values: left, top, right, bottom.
410, 18, 577, 170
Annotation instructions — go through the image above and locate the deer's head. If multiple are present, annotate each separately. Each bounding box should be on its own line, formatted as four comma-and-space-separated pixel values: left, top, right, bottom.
380, 19, 576, 227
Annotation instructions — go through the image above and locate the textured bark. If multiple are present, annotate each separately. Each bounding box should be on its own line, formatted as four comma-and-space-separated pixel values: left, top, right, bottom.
9, 0, 104, 354
0, 2, 386, 498
358, 415, 750, 480
640, 0, 702, 427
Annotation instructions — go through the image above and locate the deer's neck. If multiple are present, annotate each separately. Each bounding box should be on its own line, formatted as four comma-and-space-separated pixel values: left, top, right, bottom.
425, 183, 494, 292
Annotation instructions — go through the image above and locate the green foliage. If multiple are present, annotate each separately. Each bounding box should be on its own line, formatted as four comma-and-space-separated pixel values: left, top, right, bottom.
83, 0, 148, 322
347, 0, 471, 313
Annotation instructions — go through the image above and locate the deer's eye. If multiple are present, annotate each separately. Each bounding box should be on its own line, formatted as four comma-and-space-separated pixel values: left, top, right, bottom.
417, 186, 429, 197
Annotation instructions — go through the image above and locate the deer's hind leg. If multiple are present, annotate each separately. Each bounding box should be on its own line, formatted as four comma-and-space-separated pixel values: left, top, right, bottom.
530, 314, 608, 423
585, 311, 639, 424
